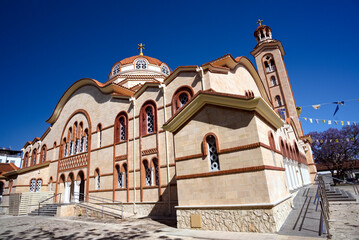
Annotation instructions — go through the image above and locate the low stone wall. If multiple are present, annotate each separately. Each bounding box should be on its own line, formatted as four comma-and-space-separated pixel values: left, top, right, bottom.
122, 201, 177, 217
176, 197, 292, 233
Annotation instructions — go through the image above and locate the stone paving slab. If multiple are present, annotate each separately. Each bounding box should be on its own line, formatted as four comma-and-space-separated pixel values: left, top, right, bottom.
278, 186, 326, 238
0, 215, 323, 240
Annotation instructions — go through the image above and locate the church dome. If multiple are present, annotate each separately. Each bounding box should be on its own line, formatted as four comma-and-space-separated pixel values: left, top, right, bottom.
109, 54, 170, 79
254, 20, 272, 43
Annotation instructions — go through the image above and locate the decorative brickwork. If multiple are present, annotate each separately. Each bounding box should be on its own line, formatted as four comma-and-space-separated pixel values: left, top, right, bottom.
58, 153, 88, 171
141, 148, 158, 156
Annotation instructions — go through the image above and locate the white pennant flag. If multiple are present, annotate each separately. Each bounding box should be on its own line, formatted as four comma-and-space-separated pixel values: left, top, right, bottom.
315, 119, 319, 124
347, 121, 350, 125
328, 120, 332, 125
309, 118, 313, 123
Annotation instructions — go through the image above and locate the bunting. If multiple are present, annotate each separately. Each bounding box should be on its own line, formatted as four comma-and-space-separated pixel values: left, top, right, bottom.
300, 117, 358, 126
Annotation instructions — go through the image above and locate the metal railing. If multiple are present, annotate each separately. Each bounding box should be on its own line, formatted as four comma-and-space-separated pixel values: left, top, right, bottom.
320, 174, 359, 195
314, 175, 332, 238
38, 193, 62, 216
72, 193, 123, 219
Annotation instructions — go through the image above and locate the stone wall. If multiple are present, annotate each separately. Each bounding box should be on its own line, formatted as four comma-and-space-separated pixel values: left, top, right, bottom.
122, 201, 177, 217
176, 197, 292, 233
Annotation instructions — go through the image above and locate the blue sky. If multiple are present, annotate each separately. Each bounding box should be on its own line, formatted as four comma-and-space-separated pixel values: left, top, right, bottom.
1, 0, 359, 150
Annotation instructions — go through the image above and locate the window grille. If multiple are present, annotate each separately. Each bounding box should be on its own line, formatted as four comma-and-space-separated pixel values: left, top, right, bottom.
135, 59, 147, 69
80, 137, 85, 152
64, 143, 68, 157
179, 93, 189, 107
162, 65, 169, 75
120, 118, 125, 141
146, 107, 154, 133
118, 171, 123, 188
75, 139, 79, 154
144, 161, 151, 186
207, 135, 220, 171
41, 149, 46, 162
153, 159, 159, 186
96, 174, 100, 190
85, 135, 88, 151
36, 179, 42, 192
113, 64, 121, 75
69, 141, 73, 156
30, 179, 36, 192
123, 165, 127, 188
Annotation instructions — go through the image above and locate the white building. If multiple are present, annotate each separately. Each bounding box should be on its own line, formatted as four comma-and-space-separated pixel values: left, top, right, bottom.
0, 148, 22, 168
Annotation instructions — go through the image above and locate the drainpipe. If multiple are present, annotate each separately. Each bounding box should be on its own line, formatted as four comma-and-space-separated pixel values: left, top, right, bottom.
159, 83, 171, 214
196, 67, 205, 90
129, 97, 137, 214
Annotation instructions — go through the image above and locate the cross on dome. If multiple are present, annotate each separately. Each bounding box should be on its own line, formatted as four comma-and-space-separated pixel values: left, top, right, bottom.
138, 43, 145, 56
257, 19, 263, 26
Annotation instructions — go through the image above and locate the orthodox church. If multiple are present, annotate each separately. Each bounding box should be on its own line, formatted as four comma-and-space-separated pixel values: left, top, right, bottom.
0, 22, 317, 232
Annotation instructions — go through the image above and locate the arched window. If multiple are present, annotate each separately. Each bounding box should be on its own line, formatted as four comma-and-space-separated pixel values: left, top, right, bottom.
95, 169, 100, 190
205, 134, 220, 171
31, 149, 37, 166
97, 124, 102, 148
268, 132, 276, 166
162, 65, 169, 75
143, 160, 151, 186
140, 102, 157, 136
116, 165, 122, 188
264, 55, 276, 73
271, 76, 277, 86
36, 179, 42, 192
122, 163, 128, 188
30, 178, 36, 192
172, 86, 194, 113
112, 63, 121, 76
152, 158, 159, 186
74, 122, 79, 154
81, 129, 88, 152
49, 177, 53, 191
68, 127, 73, 156
135, 59, 147, 69
275, 95, 282, 107
63, 138, 68, 157
115, 112, 128, 143
23, 152, 29, 168
40, 145, 47, 163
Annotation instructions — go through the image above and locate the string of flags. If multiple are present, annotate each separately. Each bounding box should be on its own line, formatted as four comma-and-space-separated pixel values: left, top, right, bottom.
300, 117, 357, 126
313, 137, 356, 143
296, 98, 359, 117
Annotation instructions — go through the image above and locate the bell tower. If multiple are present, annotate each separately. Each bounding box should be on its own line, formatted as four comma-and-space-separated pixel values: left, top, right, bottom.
250, 20, 303, 137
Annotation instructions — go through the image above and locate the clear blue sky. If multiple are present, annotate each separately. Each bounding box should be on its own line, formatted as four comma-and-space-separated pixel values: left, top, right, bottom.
1, 0, 359, 150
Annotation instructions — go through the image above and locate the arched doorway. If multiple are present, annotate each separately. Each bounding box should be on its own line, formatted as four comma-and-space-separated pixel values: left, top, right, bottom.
68, 173, 75, 202
77, 171, 85, 202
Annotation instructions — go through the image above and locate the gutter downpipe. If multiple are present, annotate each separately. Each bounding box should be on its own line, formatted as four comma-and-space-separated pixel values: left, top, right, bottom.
196, 66, 205, 90
129, 97, 137, 214
159, 83, 171, 215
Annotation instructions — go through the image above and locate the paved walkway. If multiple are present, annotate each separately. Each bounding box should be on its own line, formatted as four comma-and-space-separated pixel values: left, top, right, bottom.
0, 215, 323, 240
278, 186, 325, 238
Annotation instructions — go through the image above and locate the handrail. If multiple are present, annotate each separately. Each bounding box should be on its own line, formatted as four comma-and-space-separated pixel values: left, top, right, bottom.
72, 192, 123, 218
315, 175, 332, 239
38, 193, 62, 216
318, 174, 359, 195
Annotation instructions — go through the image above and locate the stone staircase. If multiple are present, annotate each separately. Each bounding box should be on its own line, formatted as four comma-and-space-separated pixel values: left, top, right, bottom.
325, 184, 356, 202
28, 204, 58, 216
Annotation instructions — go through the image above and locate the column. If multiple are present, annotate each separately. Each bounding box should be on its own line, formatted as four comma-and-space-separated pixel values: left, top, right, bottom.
74, 181, 81, 203
284, 159, 293, 190
64, 182, 71, 203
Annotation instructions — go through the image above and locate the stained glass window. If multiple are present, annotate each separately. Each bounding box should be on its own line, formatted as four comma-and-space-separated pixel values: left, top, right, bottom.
30, 179, 36, 192
162, 65, 169, 75
112, 64, 121, 75
36, 179, 42, 192
146, 107, 154, 133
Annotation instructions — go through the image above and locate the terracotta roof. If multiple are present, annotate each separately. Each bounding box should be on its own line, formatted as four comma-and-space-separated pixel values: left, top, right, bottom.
0, 163, 19, 175
120, 55, 163, 66
316, 160, 359, 171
